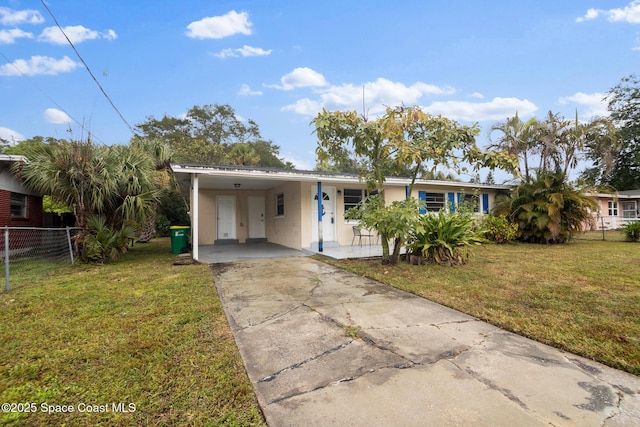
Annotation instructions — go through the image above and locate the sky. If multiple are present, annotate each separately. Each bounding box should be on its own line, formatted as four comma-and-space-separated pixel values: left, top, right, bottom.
1, 0, 639, 178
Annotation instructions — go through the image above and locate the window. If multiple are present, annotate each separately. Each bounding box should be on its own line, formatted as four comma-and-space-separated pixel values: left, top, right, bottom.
608, 201, 618, 216
462, 194, 480, 213
423, 192, 445, 212
10, 193, 27, 218
276, 193, 284, 216
622, 201, 637, 219
343, 189, 364, 214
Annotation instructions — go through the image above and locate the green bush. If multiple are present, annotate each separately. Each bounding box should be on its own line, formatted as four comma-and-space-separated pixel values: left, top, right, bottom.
406, 210, 486, 266
622, 221, 640, 242
84, 215, 136, 263
481, 214, 519, 243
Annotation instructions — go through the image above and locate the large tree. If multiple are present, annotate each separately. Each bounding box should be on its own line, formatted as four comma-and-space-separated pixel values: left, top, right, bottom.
598, 74, 640, 190
313, 106, 518, 264
135, 104, 293, 168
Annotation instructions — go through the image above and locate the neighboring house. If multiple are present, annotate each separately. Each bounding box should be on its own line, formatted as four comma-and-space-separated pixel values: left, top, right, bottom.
172, 164, 511, 261
588, 190, 640, 230
0, 155, 43, 227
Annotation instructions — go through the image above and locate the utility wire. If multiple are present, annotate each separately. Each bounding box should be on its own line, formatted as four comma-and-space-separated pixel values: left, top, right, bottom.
40, 0, 138, 138
0, 50, 106, 145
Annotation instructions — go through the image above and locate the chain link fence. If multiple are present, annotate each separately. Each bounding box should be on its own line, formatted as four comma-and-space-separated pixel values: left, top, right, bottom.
2, 227, 80, 291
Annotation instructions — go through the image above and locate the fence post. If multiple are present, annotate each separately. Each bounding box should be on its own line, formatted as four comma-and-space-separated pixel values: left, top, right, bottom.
66, 227, 75, 265
4, 227, 9, 292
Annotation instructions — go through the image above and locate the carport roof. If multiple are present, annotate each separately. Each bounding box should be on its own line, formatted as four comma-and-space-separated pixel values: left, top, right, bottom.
171, 163, 513, 192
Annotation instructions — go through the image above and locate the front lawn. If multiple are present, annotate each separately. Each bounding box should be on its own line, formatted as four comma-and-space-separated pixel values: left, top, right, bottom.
0, 238, 265, 426
320, 236, 640, 375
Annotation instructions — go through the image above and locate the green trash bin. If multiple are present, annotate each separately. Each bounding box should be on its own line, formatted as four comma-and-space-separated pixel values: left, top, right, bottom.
170, 226, 190, 254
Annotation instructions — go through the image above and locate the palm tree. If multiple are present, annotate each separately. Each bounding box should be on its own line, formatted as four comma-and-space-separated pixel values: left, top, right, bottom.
494, 171, 597, 243
13, 138, 166, 259
488, 112, 537, 181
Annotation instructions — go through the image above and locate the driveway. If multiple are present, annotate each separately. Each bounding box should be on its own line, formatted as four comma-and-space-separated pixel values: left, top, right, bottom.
211, 257, 640, 426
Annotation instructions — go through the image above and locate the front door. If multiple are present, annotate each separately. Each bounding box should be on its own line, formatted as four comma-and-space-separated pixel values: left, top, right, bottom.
247, 196, 266, 239
312, 186, 336, 242
216, 195, 236, 239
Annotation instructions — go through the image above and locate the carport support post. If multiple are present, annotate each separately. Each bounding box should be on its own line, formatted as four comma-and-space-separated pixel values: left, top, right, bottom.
192, 173, 199, 261
317, 181, 323, 252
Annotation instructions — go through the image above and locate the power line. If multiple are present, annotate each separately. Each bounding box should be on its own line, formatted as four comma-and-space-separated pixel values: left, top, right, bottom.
40, 0, 138, 138
0, 50, 106, 145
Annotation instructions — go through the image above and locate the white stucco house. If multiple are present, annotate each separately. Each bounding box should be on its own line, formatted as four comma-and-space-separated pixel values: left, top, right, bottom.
172, 164, 511, 261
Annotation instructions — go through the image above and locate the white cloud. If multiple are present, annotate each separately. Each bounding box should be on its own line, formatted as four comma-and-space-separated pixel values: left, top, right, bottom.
558, 92, 608, 118
0, 126, 24, 143
423, 97, 538, 122
43, 108, 72, 124
268, 67, 328, 91
0, 28, 33, 44
576, 8, 600, 23
238, 84, 263, 96
577, 1, 640, 24
281, 76, 456, 117
186, 10, 252, 39
0, 55, 80, 76
281, 98, 323, 115
469, 92, 484, 99
213, 45, 271, 59
38, 25, 118, 45
0, 7, 44, 25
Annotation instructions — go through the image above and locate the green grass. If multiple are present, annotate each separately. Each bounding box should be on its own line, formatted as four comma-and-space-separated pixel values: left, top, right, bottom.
0, 238, 265, 426
318, 239, 640, 375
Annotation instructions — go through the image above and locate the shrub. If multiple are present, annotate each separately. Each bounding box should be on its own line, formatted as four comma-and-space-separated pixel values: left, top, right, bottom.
481, 214, 519, 243
406, 210, 486, 266
622, 221, 640, 242
84, 215, 136, 263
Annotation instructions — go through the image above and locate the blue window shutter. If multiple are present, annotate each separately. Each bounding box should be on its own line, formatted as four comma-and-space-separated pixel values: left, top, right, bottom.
458, 193, 463, 206
406, 185, 410, 199
448, 192, 455, 213
418, 191, 426, 214
482, 193, 489, 214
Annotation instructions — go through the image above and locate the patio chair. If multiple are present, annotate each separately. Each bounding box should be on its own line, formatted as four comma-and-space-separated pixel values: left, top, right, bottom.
352, 226, 374, 246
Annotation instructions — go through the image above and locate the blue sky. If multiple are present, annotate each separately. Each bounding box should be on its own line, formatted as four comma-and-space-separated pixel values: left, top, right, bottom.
1, 0, 639, 175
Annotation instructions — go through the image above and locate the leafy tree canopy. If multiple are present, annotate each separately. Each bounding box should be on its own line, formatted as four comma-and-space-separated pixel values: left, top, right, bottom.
313, 105, 518, 264
135, 104, 293, 169
596, 74, 640, 190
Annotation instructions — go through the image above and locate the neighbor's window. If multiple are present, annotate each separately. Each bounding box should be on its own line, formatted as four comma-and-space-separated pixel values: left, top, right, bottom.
622, 201, 637, 218
276, 193, 284, 216
608, 201, 618, 216
10, 193, 27, 218
343, 189, 364, 214
462, 194, 480, 213
424, 193, 445, 212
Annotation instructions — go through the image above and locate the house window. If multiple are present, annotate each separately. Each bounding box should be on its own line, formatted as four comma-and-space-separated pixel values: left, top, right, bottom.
343, 189, 364, 214
462, 194, 480, 213
608, 201, 618, 216
622, 201, 637, 219
424, 192, 445, 212
276, 193, 284, 216
10, 193, 27, 218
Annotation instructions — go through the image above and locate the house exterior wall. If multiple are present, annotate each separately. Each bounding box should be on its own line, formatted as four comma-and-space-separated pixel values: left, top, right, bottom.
267, 181, 304, 249
589, 196, 640, 230
0, 189, 43, 227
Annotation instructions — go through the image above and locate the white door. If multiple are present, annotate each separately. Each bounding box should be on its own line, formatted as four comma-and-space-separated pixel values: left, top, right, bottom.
247, 196, 266, 239
217, 195, 236, 239
311, 186, 336, 242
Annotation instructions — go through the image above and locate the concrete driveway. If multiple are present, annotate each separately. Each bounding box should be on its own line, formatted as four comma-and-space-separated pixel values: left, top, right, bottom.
211, 257, 640, 426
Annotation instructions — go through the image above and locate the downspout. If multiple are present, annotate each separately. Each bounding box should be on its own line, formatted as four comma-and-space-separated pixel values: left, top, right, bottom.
317, 181, 323, 252
192, 173, 199, 261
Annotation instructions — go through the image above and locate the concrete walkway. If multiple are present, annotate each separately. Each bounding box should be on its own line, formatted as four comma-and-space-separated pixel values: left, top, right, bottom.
211, 257, 640, 426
